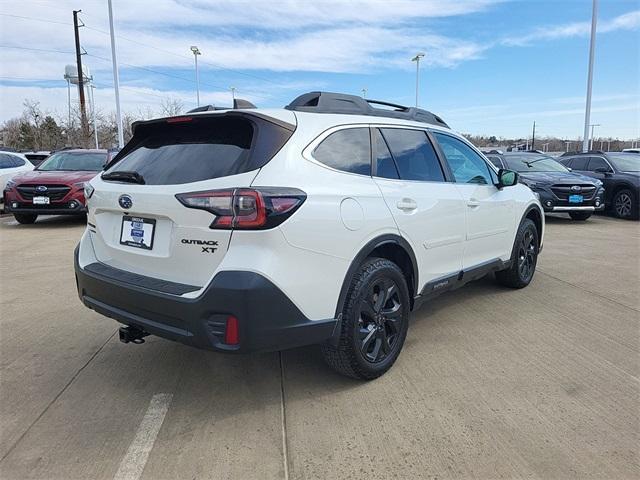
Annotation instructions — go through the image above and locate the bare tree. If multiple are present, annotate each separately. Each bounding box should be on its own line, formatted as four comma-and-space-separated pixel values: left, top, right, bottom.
160, 97, 184, 117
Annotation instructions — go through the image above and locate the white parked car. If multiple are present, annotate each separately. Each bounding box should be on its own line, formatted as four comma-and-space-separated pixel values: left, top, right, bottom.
1, 151, 33, 211
75, 92, 544, 379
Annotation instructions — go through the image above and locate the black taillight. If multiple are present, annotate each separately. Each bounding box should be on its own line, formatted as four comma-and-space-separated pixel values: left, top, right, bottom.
175, 187, 306, 230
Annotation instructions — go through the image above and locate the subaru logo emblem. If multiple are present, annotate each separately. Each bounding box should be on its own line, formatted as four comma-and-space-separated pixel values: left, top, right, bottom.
118, 195, 133, 210
570, 185, 582, 192
36, 185, 47, 192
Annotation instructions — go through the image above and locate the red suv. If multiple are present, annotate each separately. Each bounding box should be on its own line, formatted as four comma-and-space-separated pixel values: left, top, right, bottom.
4, 149, 108, 224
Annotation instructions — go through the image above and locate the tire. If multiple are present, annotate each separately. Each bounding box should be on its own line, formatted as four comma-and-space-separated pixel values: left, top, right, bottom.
321, 258, 410, 380
495, 218, 538, 289
569, 211, 592, 221
612, 189, 639, 220
14, 213, 38, 224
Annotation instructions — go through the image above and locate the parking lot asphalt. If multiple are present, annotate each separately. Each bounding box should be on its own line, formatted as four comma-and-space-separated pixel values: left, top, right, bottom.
0, 213, 638, 480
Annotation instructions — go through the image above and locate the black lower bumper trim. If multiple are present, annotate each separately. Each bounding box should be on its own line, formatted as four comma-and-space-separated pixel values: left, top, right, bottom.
74, 247, 337, 353
7, 208, 86, 215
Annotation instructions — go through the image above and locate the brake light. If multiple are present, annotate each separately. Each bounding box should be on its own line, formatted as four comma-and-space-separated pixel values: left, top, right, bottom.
175, 187, 306, 230
166, 116, 193, 123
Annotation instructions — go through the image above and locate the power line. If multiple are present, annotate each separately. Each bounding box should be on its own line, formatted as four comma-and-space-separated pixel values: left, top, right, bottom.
0, 44, 74, 55
0, 12, 70, 26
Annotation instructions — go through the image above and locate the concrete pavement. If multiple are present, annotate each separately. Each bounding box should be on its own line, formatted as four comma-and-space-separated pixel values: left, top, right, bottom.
0, 213, 638, 479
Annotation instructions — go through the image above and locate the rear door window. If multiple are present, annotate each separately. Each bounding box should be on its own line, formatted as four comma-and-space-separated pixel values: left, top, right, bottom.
380, 128, 444, 182
105, 115, 293, 185
587, 157, 611, 172
570, 156, 589, 170
313, 128, 371, 175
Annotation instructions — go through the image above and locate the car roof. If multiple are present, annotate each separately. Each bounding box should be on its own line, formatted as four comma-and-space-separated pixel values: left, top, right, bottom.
52, 148, 109, 154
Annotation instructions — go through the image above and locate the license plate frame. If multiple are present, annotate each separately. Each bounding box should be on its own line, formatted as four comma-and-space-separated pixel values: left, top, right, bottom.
119, 215, 156, 250
32, 196, 50, 205
568, 194, 584, 204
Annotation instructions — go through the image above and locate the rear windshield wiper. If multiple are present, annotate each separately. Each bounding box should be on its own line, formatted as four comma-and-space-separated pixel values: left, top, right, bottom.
101, 171, 146, 184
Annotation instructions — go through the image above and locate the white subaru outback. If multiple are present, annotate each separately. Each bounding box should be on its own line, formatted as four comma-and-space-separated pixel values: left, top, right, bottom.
75, 91, 544, 379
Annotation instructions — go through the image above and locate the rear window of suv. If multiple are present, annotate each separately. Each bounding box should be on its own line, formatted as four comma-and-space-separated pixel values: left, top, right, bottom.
104, 114, 294, 185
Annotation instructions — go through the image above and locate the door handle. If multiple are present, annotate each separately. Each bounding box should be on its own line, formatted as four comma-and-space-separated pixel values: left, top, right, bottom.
467, 198, 480, 208
396, 198, 418, 211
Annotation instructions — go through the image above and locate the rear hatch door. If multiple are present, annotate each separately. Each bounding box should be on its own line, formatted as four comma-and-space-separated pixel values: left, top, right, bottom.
88, 111, 295, 288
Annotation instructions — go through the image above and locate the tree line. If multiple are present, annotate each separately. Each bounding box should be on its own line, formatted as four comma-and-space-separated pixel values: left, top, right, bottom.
1, 98, 637, 153
1, 98, 184, 151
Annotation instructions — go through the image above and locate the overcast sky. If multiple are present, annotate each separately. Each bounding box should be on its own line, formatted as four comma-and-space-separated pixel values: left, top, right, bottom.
0, 0, 638, 139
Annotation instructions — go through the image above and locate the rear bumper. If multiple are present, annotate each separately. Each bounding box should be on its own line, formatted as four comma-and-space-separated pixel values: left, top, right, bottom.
74, 247, 337, 354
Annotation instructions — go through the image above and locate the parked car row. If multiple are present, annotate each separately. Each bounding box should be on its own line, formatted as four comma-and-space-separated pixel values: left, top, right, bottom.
484, 150, 639, 220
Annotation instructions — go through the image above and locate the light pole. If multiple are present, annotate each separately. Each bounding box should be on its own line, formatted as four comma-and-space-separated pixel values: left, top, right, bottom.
107, 0, 123, 148
63, 73, 71, 142
190, 46, 201, 107
230, 86, 236, 105
589, 123, 601, 150
361, 87, 367, 99
582, 0, 598, 152
89, 81, 98, 149
411, 52, 425, 107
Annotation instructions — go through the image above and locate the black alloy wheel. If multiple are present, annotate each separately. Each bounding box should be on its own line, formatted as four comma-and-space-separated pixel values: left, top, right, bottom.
517, 227, 536, 283
357, 277, 403, 363
321, 257, 410, 380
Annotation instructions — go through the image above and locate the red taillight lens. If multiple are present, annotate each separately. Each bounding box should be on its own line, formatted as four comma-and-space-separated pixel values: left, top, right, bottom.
175, 187, 306, 230
224, 316, 239, 345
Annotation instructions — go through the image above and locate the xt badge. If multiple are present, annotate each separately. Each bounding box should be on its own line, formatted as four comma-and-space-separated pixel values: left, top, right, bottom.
181, 238, 219, 253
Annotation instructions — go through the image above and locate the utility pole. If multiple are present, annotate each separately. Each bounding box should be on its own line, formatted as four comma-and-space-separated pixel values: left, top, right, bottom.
582, 0, 598, 152
73, 10, 89, 146
531, 121, 536, 150
361, 87, 367, 99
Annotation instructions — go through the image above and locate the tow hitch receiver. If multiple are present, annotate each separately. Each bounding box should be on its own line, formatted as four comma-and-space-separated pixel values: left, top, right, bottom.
119, 326, 149, 344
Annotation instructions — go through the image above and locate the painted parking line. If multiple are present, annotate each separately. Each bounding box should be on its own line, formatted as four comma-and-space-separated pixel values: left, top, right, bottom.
113, 393, 173, 480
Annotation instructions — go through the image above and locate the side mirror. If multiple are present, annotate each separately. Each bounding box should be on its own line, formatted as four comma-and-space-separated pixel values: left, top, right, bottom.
566, 167, 572, 171
594, 167, 611, 174
498, 169, 519, 188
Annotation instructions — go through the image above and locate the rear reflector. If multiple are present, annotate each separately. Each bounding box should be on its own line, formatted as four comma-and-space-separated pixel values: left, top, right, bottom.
175, 187, 306, 230
225, 316, 239, 345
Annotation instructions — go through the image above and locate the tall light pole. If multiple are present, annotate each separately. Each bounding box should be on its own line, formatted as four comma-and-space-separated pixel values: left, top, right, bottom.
107, 0, 123, 148
589, 123, 601, 150
89, 81, 98, 149
191, 46, 201, 107
582, 0, 598, 152
63, 73, 71, 142
411, 52, 425, 107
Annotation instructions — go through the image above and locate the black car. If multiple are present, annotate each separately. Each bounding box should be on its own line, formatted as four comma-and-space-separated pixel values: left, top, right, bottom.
558, 152, 639, 220
484, 151, 604, 221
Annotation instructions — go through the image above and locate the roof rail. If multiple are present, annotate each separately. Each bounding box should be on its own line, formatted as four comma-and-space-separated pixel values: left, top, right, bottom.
560, 150, 605, 157
285, 91, 449, 128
